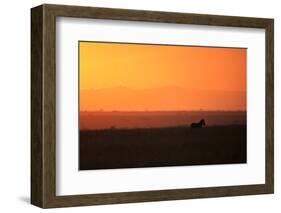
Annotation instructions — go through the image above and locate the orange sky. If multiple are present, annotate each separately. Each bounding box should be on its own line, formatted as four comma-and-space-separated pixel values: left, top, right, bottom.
79, 41, 246, 111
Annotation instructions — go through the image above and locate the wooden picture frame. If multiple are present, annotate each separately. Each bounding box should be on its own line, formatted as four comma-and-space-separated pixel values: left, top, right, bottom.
31, 4, 274, 208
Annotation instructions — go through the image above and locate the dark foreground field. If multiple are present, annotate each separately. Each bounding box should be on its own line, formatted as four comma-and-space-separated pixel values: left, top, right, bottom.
79, 125, 246, 170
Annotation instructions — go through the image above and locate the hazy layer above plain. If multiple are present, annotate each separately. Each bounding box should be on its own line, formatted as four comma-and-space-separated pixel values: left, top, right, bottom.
80, 110, 246, 130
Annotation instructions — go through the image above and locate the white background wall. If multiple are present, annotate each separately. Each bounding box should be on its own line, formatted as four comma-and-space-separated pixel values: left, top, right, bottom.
0, 0, 279, 212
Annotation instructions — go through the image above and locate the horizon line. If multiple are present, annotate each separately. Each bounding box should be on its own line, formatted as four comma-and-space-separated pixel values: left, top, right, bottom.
80, 110, 247, 113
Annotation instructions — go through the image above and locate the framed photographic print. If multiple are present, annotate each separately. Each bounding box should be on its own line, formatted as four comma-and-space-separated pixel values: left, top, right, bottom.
31, 4, 274, 208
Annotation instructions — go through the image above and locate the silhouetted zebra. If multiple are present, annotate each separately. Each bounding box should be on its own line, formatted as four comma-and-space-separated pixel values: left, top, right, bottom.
190, 119, 206, 128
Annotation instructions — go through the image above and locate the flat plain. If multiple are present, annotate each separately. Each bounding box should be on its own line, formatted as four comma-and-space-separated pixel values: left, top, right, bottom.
79, 123, 246, 170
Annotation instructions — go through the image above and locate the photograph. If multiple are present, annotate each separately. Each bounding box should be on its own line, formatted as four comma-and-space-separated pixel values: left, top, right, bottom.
30, 4, 274, 208
79, 41, 247, 170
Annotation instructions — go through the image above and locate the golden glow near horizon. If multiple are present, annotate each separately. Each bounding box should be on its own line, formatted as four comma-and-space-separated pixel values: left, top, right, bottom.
79, 41, 246, 111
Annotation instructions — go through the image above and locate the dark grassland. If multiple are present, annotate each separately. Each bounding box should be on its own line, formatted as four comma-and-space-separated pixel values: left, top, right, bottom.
79, 125, 246, 170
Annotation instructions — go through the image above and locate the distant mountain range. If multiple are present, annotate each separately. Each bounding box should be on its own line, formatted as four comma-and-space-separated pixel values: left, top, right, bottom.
80, 86, 246, 111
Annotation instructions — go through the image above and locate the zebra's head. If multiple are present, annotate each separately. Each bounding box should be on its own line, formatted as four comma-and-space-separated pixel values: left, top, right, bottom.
200, 119, 206, 126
